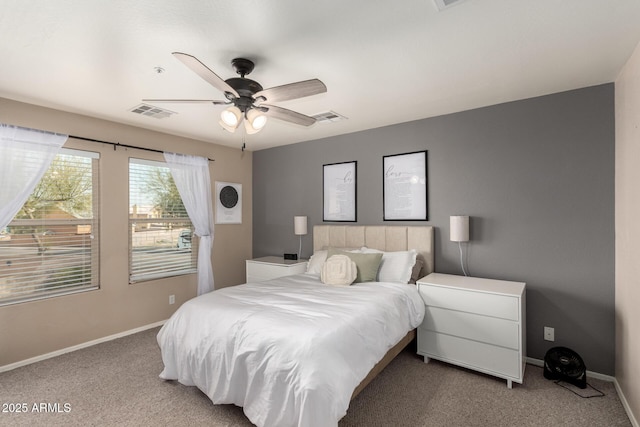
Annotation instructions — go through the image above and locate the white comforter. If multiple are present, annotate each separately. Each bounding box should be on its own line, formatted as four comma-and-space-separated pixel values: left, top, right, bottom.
157, 273, 425, 427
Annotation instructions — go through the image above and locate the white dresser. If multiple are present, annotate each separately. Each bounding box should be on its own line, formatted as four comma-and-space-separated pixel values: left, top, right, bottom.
245, 256, 308, 283
416, 273, 526, 388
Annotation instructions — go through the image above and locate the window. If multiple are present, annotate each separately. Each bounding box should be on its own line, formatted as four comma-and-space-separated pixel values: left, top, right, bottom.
129, 158, 197, 283
0, 148, 100, 305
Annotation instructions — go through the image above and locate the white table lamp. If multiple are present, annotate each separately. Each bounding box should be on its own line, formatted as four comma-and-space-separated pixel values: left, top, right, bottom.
294, 216, 308, 259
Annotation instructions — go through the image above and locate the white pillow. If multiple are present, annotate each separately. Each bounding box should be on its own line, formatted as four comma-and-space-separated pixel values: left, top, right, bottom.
306, 248, 361, 275
320, 255, 357, 286
360, 247, 417, 284
306, 250, 328, 275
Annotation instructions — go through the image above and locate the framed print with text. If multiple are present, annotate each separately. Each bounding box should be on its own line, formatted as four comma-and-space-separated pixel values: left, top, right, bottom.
323, 161, 357, 222
383, 151, 428, 221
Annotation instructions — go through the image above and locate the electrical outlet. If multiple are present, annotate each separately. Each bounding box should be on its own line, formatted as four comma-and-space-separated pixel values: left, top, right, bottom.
544, 326, 554, 341
169, 295, 175, 305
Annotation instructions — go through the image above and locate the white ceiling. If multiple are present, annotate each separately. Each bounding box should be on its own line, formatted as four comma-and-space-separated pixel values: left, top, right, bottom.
1, 0, 639, 151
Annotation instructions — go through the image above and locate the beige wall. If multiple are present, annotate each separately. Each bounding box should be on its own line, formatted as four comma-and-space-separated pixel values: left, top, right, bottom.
0, 97, 252, 366
615, 43, 640, 422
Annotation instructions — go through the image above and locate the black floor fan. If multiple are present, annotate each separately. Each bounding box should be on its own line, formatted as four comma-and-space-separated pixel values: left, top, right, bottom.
543, 346, 587, 389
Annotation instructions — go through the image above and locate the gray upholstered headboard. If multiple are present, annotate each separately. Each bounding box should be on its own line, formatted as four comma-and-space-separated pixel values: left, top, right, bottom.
313, 225, 434, 279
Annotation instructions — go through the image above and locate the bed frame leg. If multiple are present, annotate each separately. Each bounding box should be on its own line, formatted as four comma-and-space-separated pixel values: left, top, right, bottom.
423, 356, 430, 364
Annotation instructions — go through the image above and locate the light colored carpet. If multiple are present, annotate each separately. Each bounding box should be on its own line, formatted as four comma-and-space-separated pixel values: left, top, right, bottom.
0, 327, 631, 427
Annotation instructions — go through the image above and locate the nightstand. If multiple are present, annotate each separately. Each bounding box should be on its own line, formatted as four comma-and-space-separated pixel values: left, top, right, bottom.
416, 273, 526, 388
245, 256, 308, 283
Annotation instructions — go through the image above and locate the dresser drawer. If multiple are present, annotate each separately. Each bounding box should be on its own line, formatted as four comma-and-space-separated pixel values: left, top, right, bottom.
422, 306, 519, 350
418, 329, 521, 379
419, 284, 519, 321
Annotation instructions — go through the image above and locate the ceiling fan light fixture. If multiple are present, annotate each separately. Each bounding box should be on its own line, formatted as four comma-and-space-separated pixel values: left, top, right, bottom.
244, 119, 260, 135
246, 109, 268, 131
220, 106, 241, 127
219, 119, 237, 133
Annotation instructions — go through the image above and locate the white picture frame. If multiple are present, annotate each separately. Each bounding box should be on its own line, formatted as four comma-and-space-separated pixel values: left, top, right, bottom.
215, 181, 242, 224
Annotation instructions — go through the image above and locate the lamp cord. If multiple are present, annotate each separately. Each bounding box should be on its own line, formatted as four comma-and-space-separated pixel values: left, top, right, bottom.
458, 241, 468, 276
554, 380, 605, 398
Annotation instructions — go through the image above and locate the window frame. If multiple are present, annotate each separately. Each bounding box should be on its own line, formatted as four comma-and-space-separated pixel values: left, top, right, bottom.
0, 147, 100, 306
128, 157, 197, 284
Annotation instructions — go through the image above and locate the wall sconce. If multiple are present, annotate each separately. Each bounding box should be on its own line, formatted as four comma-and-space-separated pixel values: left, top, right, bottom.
450, 215, 469, 276
294, 216, 308, 260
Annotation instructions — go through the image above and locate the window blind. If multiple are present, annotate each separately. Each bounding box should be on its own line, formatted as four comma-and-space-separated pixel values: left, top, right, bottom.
129, 158, 197, 283
0, 148, 100, 305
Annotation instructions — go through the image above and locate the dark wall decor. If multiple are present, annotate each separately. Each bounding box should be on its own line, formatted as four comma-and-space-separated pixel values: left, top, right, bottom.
383, 150, 428, 221
323, 161, 357, 222
215, 181, 242, 224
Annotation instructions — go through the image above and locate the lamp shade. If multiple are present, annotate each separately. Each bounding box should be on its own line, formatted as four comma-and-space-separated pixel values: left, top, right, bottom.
221, 106, 241, 126
243, 119, 260, 135
219, 106, 242, 133
245, 108, 267, 133
450, 215, 469, 242
294, 216, 308, 236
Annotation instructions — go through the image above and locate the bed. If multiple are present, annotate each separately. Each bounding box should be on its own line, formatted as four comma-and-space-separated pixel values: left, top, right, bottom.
157, 225, 434, 427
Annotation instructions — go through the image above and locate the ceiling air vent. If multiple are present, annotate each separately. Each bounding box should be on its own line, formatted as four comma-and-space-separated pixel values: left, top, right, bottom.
312, 111, 348, 124
129, 103, 176, 119
434, 0, 468, 11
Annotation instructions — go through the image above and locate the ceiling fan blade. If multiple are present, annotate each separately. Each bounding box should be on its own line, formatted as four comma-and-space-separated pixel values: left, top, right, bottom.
254, 79, 326, 103
261, 104, 316, 127
172, 52, 239, 98
142, 99, 229, 105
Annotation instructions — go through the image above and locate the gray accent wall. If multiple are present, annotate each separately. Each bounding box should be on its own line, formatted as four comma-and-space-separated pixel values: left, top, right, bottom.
253, 84, 615, 375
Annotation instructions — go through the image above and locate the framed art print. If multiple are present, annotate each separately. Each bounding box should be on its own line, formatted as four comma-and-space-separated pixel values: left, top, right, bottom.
383, 151, 428, 221
323, 161, 357, 222
215, 181, 242, 224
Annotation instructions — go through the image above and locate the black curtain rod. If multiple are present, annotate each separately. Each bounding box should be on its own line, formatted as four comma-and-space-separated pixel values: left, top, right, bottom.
69, 134, 215, 162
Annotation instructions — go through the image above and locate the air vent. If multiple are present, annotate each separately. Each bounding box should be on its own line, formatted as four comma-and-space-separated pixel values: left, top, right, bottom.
434, 0, 468, 11
129, 103, 176, 119
312, 111, 348, 124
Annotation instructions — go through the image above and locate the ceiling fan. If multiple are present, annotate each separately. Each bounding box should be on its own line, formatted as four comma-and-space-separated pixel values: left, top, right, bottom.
143, 52, 327, 135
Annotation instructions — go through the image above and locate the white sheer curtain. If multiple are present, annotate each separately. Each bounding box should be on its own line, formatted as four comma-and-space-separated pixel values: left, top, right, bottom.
0, 123, 68, 230
164, 152, 215, 294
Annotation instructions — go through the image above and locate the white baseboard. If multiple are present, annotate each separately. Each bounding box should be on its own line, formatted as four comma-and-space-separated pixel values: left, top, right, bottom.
527, 357, 638, 426
0, 320, 166, 373
613, 378, 639, 427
